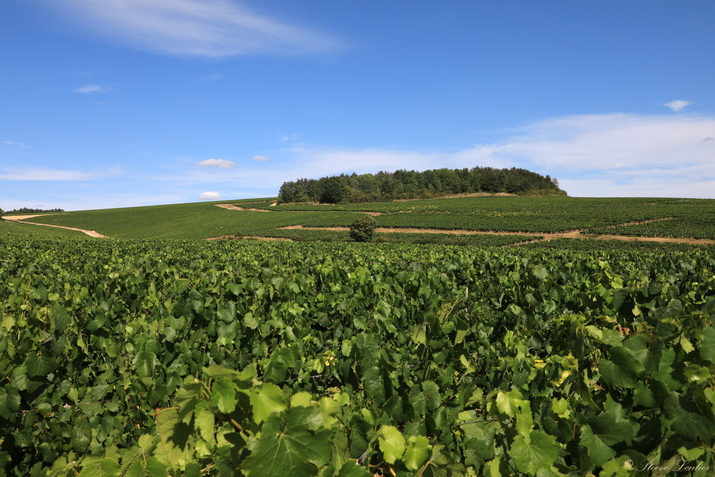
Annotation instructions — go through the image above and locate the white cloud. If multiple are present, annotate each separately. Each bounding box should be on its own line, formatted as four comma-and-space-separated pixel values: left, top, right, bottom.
73, 84, 107, 94
45, 0, 341, 57
2, 141, 30, 149
663, 100, 693, 112
198, 191, 223, 200
251, 155, 269, 161
0, 168, 98, 181
197, 158, 236, 169
280, 134, 301, 142
266, 113, 715, 198
487, 113, 715, 172
189, 74, 225, 85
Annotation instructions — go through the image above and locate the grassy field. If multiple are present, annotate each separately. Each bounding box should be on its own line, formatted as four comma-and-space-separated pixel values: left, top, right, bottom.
9, 195, 715, 248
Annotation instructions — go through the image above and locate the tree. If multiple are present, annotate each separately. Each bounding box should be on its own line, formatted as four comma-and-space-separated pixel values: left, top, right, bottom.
349, 215, 377, 242
0, 208, 4, 218
318, 176, 347, 203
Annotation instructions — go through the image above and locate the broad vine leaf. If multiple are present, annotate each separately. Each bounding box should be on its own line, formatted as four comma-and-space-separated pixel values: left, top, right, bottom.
496, 389, 524, 417
0, 385, 20, 420
336, 460, 371, 476
591, 409, 636, 446
378, 425, 406, 464
77, 457, 120, 477
133, 348, 157, 378
25, 353, 57, 377
598, 347, 643, 388
511, 431, 560, 475
242, 407, 333, 477
250, 384, 288, 425
404, 435, 431, 471
579, 425, 616, 467
700, 326, 715, 363
211, 378, 239, 413
153, 408, 195, 470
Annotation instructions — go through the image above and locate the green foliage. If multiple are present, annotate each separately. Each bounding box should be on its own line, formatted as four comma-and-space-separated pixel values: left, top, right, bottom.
19, 196, 715, 247
349, 216, 376, 242
278, 167, 565, 203
2, 238, 715, 476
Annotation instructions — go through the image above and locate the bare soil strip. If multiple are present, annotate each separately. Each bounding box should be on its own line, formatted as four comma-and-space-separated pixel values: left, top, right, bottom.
206, 235, 291, 242
215, 203, 384, 215
2, 215, 108, 238
277, 225, 715, 246
216, 204, 272, 212
604, 217, 676, 227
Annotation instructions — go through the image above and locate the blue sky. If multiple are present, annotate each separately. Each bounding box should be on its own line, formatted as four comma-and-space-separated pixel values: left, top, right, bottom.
2, 1, 714, 211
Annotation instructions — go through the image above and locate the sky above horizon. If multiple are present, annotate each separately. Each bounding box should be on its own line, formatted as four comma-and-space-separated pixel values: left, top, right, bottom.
2, 1, 714, 211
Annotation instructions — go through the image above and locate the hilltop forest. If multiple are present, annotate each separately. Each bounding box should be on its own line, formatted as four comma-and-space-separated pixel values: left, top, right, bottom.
277, 167, 565, 204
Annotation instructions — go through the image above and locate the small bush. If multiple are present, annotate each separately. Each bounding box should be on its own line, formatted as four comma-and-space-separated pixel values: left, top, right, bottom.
349, 215, 377, 242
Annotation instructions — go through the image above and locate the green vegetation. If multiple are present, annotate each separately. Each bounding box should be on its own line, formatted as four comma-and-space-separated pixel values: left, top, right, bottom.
1, 237, 714, 476
278, 167, 565, 204
15, 196, 715, 247
349, 215, 377, 242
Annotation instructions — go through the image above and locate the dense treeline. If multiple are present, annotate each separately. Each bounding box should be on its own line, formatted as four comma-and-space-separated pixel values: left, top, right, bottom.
278, 167, 565, 203
2, 207, 64, 214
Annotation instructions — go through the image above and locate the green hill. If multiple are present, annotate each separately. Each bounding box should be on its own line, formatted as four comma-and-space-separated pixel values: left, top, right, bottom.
9, 195, 715, 250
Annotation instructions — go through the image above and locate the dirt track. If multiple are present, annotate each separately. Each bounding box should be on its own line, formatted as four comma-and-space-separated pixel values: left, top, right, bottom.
276, 224, 715, 246
2, 215, 108, 238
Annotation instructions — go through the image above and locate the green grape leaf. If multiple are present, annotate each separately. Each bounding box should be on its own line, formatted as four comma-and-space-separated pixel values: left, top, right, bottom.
25, 353, 58, 377
598, 346, 643, 389
0, 385, 20, 420
175, 377, 203, 423
144, 457, 169, 477
211, 378, 239, 413
153, 408, 195, 470
194, 401, 215, 445
133, 348, 157, 378
77, 457, 121, 477
404, 435, 431, 471
511, 431, 560, 475
378, 425, 406, 465
496, 389, 525, 418
336, 460, 372, 476
579, 425, 616, 467
591, 410, 636, 446
242, 407, 333, 477
423, 381, 441, 411
699, 326, 715, 363
250, 384, 288, 425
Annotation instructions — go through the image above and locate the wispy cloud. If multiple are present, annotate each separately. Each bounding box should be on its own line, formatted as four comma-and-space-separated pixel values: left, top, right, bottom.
189, 74, 225, 85
280, 134, 301, 142
0, 168, 99, 181
198, 191, 223, 200
197, 158, 236, 169
73, 84, 108, 94
2, 141, 30, 149
46, 0, 341, 57
662, 100, 693, 112
251, 155, 269, 161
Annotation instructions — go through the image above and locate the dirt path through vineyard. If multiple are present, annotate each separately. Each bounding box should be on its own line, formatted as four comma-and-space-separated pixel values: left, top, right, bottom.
2, 215, 108, 238
276, 224, 715, 246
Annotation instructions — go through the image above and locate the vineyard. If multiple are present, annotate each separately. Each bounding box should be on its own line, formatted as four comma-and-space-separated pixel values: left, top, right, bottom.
1, 237, 714, 476
16, 196, 715, 243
